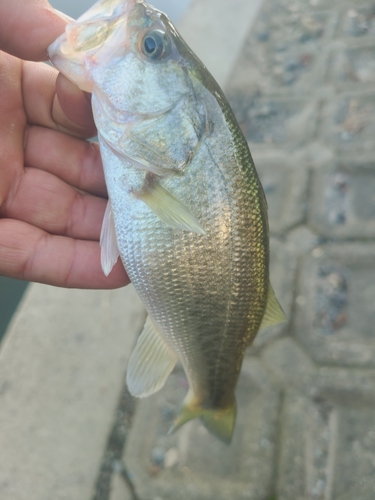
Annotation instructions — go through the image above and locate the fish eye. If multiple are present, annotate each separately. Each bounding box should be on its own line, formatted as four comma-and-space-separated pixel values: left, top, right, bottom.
141, 30, 171, 60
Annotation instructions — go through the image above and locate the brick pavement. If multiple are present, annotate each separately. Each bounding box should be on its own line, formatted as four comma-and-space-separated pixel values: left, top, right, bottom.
115, 1, 375, 499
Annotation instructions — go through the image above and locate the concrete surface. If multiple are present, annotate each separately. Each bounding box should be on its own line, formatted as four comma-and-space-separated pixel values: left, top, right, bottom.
2, 0, 375, 499
0, 285, 145, 500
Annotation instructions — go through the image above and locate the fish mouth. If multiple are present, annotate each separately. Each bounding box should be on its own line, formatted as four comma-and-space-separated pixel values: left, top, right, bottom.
48, 0, 139, 92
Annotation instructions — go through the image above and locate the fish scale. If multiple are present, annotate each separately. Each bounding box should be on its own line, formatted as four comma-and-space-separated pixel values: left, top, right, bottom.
48, 0, 285, 443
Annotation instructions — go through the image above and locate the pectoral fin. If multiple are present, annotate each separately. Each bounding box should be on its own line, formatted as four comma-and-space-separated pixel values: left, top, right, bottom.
100, 201, 120, 276
260, 282, 286, 330
126, 317, 178, 397
136, 182, 206, 235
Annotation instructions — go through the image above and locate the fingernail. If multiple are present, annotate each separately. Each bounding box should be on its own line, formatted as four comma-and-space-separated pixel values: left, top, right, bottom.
55, 9, 75, 23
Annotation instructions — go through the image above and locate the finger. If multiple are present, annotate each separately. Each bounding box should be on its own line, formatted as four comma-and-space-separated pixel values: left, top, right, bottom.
25, 126, 106, 197
0, 218, 128, 288
0, 0, 68, 62
2, 167, 106, 241
54, 73, 96, 135
0, 52, 25, 210
22, 61, 96, 138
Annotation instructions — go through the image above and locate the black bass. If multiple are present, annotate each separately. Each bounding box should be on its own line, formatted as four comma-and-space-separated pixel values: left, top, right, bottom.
48, 0, 285, 444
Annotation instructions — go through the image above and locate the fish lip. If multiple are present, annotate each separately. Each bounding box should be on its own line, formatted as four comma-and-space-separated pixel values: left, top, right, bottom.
48, 0, 137, 88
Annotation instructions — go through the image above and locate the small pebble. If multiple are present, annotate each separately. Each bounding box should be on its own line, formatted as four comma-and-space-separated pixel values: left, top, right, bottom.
256, 31, 270, 42
164, 447, 180, 468
151, 445, 166, 466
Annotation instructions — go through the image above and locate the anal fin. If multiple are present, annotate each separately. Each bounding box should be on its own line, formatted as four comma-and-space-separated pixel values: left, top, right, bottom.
126, 316, 178, 398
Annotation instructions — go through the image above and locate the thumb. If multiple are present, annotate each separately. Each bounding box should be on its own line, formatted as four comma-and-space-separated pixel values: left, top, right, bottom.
0, 0, 72, 62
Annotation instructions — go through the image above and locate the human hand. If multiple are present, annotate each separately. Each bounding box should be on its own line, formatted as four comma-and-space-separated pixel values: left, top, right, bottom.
0, 0, 129, 289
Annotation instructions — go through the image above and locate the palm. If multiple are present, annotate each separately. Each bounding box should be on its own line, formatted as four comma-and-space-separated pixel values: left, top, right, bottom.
0, 4, 128, 289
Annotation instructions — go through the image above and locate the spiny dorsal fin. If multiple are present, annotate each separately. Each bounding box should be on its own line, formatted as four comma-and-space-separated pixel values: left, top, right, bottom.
100, 201, 120, 276
260, 282, 286, 330
126, 316, 178, 398
135, 182, 206, 235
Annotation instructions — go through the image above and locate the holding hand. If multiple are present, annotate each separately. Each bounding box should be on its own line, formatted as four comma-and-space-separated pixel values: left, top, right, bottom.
0, 0, 128, 289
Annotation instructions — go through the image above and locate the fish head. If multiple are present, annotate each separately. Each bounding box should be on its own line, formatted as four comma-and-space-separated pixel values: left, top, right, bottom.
48, 0, 193, 114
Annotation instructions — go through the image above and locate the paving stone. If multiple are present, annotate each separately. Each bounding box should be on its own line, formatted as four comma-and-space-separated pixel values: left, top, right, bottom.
312, 366, 375, 406
244, 96, 319, 146
310, 160, 375, 238
264, 339, 375, 500
253, 151, 309, 234
329, 43, 375, 88
322, 90, 375, 154
294, 243, 375, 367
124, 358, 281, 500
261, 337, 315, 390
277, 384, 375, 500
286, 226, 321, 258
340, 3, 375, 38
0, 284, 145, 500
228, 5, 334, 95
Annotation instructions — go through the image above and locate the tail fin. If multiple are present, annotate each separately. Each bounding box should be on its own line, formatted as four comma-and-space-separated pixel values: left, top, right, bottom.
169, 391, 237, 445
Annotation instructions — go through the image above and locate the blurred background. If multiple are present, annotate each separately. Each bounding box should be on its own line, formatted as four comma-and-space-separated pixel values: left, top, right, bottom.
2, 0, 375, 499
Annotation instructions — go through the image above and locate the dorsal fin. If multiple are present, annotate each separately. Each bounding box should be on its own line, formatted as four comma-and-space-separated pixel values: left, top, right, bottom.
126, 316, 178, 397
260, 282, 286, 330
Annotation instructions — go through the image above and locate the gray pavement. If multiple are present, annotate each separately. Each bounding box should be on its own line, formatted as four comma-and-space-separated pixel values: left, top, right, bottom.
1, 0, 375, 499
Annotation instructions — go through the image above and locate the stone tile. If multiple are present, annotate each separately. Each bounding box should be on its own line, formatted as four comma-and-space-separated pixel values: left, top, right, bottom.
277, 382, 375, 500
124, 358, 280, 500
294, 244, 375, 367
322, 90, 375, 154
253, 151, 309, 235
263, 324, 375, 500
261, 337, 315, 390
332, 407, 375, 500
310, 160, 375, 238
245, 96, 318, 146
329, 43, 375, 88
286, 226, 321, 258
228, 7, 335, 94
0, 284, 145, 500
340, 3, 375, 38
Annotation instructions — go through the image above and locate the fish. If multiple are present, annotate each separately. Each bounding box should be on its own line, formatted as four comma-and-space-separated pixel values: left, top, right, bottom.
48, 0, 285, 444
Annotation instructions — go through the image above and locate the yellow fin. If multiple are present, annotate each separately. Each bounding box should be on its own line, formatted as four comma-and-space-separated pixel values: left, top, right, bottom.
136, 183, 206, 235
169, 391, 237, 445
126, 317, 178, 397
260, 282, 286, 330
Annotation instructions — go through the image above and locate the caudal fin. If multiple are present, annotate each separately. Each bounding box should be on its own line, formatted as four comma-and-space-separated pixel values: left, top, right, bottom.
169, 391, 237, 445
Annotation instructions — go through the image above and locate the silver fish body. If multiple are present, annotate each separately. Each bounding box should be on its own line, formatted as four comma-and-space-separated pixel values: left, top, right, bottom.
48, 0, 284, 443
